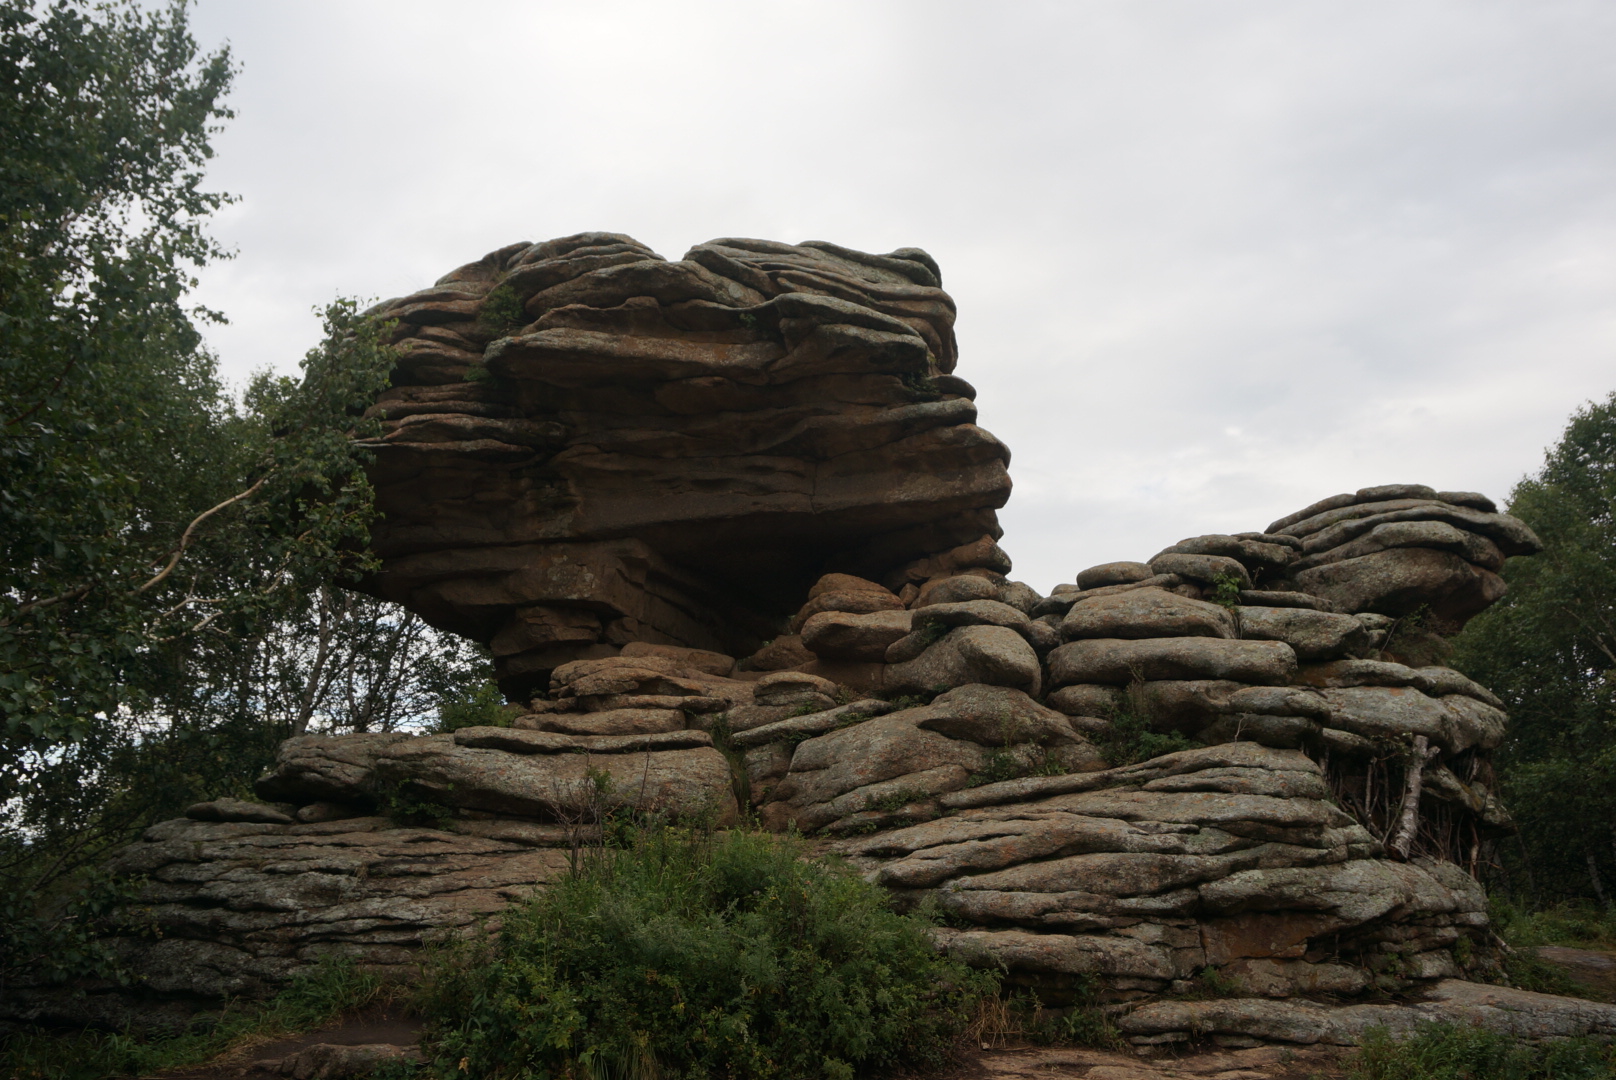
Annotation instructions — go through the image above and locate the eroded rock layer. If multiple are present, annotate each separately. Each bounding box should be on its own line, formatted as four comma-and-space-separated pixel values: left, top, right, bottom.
22, 236, 1574, 1046
358, 234, 1011, 698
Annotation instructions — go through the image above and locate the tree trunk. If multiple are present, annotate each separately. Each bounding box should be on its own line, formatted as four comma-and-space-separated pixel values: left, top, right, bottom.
1590, 851, 1612, 910
1390, 735, 1439, 861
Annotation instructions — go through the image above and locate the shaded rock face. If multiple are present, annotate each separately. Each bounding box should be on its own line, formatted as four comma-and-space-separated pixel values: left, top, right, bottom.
357, 234, 1012, 698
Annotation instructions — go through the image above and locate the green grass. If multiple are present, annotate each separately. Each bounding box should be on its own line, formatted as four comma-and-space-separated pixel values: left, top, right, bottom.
416, 826, 998, 1079
1492, 900, 1616, 951
1489, 899, 1616, 997
0, 956, 393, 1080
1350, 1020, 1616, 1080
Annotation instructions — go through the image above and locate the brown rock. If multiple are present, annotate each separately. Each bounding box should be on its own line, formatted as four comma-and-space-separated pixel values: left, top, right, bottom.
1047, 638, 1297, 687
1294, 548, 1506, 629
619, 641, 735, 677
355, 236, 1012, 699
738, 635, 815, 671
1076, 561, 1155, 590
800, 608, 912, 661
1061, 588, 1236, 641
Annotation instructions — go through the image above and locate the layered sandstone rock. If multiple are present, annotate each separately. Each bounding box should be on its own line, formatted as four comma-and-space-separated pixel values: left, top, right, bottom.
357, 234, 1011, 698
27, 232, 1567, 1046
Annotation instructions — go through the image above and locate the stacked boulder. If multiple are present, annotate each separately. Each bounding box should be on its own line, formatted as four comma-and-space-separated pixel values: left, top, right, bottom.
24, 227, 1581, 1046
355, 234, 1012, 700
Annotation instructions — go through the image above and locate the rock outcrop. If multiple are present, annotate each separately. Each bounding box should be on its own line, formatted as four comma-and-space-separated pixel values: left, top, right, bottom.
356, 234, 1011, 698
25, 238, 1573, 1048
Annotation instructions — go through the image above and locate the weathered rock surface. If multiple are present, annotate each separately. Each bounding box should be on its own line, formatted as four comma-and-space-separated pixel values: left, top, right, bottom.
30, 232, 1551, 1046
356, 235, 1012, 698
1119, 979, 1616, 1045
103, 816, 571, 998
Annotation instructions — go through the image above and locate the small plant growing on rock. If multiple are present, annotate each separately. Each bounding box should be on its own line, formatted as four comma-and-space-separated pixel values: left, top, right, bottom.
475, 283, 527, 337
1209, 571, 1243, 610
1097, 683, 1201, 766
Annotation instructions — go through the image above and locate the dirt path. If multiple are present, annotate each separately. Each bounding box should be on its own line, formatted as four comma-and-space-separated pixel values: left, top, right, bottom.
158, 1012, 1351, 1080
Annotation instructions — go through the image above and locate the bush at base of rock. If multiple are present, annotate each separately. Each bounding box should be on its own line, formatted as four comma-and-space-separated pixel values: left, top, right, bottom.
418, 827, 997, 1080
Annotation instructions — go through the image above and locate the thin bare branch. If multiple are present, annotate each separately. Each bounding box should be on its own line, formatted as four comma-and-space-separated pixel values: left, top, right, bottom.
138, 475, 267, 594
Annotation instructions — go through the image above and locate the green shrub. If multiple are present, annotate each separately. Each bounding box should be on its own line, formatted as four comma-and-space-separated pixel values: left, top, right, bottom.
1351, 1020, 1615, 1080
434, 681, 511, 733
418, 827, 997, 1079
1098, 707, 1199, 767
0, 956, 389, 1080
1209, 572, 1243, 610
1491, 898, 1616, 951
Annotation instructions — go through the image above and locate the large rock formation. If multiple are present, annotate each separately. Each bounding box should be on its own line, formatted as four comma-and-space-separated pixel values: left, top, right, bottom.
20, 238, 1592, 1049
357, 234, 1011, 698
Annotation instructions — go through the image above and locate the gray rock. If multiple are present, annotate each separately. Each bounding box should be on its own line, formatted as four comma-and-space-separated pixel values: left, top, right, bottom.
1061, 588, 1235, 642
913, 685, 1102, 762
293, 802, 363, 824
1076, 561, 1155, 590
1297, 504, 1542, 559
768, 715, 985, 829
1297, 657, 1431, 689
1436, 491, 1498, 512
1031, 575, 1184, 618
789, 586, 904, 632
1045, 683, 1124, 718
279, 1043, 423, 1080
911, 598, 1032, 635
1022, 617, 1060, 656
186, 798, 294, 825
913, 574, 1000, 607
800, 608, 913, 661
1156, 535, 1296, 573
100, 816, 573, 998
730, 699, 895, 748
1195, 713, 1322, 749
1048, 638, 1297, 687
255, 733, 417, 805
451, 727, 713, 754
1117, 979, 1616, 1045
886, 625, 1042, 696
1416, 666, 1506, 709
753, 670, 840, 705
1292, 519, 1506, 573
370, 737, 738, 822
1236, 590, 1343, 612
518, 708, 685, 736
1440, 693, 1509, 752
997, 580, 1043, 614
1148, 553, 1253, 589
1316, 686, 1456, 748
933, 926, 1178, 982
1236, 606, 1369, 660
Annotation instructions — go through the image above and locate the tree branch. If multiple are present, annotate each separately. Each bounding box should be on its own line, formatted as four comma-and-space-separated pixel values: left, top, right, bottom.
137, 476, 267, 594
0, 583, 95, 627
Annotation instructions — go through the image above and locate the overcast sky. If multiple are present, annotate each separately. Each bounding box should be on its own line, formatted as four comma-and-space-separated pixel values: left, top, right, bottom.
185, 1, 1616, 594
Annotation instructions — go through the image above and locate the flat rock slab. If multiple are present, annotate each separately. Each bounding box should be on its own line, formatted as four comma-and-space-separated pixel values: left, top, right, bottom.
1119, 979, 1616, 1045
1532, 946, 1616, 1000
940, 1044, 1348, 1080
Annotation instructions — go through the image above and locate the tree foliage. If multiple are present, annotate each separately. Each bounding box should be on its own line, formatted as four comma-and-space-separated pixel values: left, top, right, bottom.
0, 1, 499, 992
1452, 390, 1616, 904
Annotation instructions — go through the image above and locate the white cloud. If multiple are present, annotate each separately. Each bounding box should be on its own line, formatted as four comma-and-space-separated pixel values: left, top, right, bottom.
187, 0, 1616, 592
